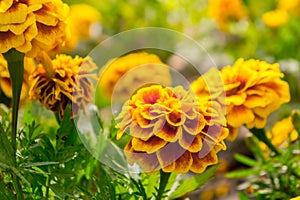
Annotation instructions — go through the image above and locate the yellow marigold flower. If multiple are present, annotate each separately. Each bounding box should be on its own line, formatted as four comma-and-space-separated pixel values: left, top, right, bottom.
261, 116, 298, 152
291, 196, 300, 200
65, 4, 101, 51
97, 52, 171, 104
208, 0, 247, 30
278, 0, 300, 12
220, 58, 290, 140
116, 85, 228, 174
0, 54, 35, 105
262, 9, 289, 28
29, 52, 98, 119
0, 0, 69, 57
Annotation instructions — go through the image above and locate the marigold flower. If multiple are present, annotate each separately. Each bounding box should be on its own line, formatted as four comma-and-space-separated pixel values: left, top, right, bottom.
0, 54, 35, 105
116, 85, 228, 174
29, 53, 98, 119
0, 0, 69, 57
221, 58, 290, 140
261, 116, 298, 152
208, 0, 247, 30
278, 0, 300, 12
262, 9, 289, 28
66, 4, 101, 50
97, 52, 171, 104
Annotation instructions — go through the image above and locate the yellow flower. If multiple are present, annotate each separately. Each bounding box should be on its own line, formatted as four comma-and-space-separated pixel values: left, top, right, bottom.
65, 4, 101, 51
116, 85, 228, 174
0, 0, 69, 57
97, 52, 171, 104
29, 52, 98, 119
262, 9, 289, 28
0, 54, 35, 105
261, 116, 298, 152
290, 196, 300, 200
208, 0, 247, 30
220, 58, 290, 140
278, 0, 300, 12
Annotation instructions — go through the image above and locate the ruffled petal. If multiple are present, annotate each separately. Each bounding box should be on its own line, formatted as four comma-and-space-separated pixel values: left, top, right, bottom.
131, 136, 167, 153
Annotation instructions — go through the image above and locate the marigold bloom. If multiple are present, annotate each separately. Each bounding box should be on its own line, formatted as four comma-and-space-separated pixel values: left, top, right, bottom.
221, 58, 290, 140
262, 9, 289, 28
29, 53, 98, 119
97, 52, 171, 104
0, 54, 35, 105
116, 85, 228, 174
0, 0, 69, 57
261, 116, 298, 152
208, 0, 246, 30
278, 0, 300, 12
66, 4, 101, 50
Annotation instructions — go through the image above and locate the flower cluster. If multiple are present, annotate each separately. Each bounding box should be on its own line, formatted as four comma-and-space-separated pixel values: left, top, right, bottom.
29, 53, 98, 119
0, 0, 69, 57
116, 85, 228, 174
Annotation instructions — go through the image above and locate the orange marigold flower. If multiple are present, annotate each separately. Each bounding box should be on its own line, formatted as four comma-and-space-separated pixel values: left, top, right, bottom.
116, 85, 228, 174
221, 58, 290, 140
0, 53, 35, 105
208, 0, 247, 30
29, 52, 98, 119
0, 0, 69, 57
97, 52, 171, 104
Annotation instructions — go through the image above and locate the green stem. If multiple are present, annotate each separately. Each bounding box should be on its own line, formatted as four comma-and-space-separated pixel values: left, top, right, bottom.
3, 48, 25, 200
250, 128, 280, 156
156, 170, 171, 200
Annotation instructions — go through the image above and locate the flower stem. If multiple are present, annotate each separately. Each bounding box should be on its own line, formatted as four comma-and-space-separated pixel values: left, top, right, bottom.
156, 170, 171, 200
3, 48, 25, 199
250, 128, 280, 156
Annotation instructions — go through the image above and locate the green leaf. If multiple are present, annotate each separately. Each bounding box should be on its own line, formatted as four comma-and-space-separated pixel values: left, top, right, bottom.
0, 180, 16, 200
238, 192, 250, 200
234, 153, 260, 167
22, 162, 59, 168
169, 164, 218, 199
226, 168, 261, 179
0, 126, 15, 166
250, 128, 280, 156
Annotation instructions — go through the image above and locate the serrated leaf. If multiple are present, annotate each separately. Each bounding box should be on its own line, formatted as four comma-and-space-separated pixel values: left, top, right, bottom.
0, 126, 15, 166
234, 153, 260, 167
226, 168, 261, 179
169, 164, 218, 199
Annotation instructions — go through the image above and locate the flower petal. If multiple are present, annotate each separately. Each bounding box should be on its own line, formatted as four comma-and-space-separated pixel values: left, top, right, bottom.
227, 105, 255, 127
131, 136, 167, 153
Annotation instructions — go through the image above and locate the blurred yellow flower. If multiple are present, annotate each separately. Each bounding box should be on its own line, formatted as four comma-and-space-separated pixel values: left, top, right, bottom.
262, 9, 289, 28
0, 54, 35, 105
29, 53, 98, 119
97, 52, 171, 104
0, 0, 69, 57
64, 4, 102, 51
220, 58, 290, 140
278, 0, 300, 12
116, 85, 228, 174
261, 116, 298, 152
208, 0, 247, 30
290, 195, 300, 200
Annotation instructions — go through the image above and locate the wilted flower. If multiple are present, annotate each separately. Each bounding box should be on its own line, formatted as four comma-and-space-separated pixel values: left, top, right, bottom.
29, 52, 98, 119
97, 52, 171, 104
220, 58, 290, 140
262, 9, 289, 28
208, 0, 247, 30
0, 54, 35, 105
0, 0, 69, 57
116, 85, 228, 174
